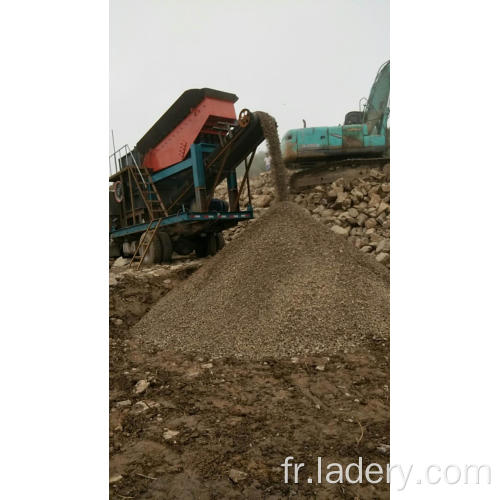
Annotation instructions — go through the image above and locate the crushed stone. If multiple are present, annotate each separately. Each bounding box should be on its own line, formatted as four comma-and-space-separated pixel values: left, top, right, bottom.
132, 201, 389, 359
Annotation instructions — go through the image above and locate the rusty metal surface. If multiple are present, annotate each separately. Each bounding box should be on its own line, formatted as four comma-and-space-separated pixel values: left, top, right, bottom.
238, 108, 251, 127
235, 149, 256, 207
282, 139, 298, 164
342, 126, 364, 148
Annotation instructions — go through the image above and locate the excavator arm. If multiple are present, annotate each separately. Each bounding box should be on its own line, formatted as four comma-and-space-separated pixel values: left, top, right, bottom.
364, 60, 390, 135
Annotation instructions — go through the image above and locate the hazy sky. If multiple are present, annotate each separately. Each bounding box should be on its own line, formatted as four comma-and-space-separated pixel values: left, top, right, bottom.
110, 0, 389, 154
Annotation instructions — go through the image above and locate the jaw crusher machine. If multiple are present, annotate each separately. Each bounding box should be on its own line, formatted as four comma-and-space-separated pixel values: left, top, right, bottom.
109, 88, 266, 267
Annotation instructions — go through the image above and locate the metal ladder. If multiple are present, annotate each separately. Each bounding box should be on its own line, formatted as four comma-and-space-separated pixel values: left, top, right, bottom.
129, 162, 169, 220
110, 143, 168, 220
129, 218, 164, 270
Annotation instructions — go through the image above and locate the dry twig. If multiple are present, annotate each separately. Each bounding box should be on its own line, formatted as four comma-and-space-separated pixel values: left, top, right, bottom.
356, 419, 365, 444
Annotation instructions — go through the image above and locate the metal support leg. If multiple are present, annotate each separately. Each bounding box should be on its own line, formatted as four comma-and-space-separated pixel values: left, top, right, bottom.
190, 144, 207, 211
227, 170, 238, 211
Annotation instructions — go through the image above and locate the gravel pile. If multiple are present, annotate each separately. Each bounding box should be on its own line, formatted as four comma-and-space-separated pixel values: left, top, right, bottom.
133, 201, 389, 359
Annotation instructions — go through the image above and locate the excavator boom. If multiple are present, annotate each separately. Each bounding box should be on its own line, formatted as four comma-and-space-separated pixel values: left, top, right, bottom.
364, 60, 390, 135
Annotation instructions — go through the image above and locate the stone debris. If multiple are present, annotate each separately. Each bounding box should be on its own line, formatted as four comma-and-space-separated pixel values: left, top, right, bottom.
112, 257, 129, 268
134, 380, 150, 394
377, 443, 390, 455
163, 429, 180, 440
131, 401, 149, 414
115, 400, 132, 408
228, 469, 248, 483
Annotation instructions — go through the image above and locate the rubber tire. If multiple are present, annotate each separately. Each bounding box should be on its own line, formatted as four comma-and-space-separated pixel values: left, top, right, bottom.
207, 233, 217, 256
215, 233, 225, 251
109, 238, 121, 258
195, 239, 208, 258
139, 232, 162, 265
194, 234, 217, 258
158, 232, 173, 263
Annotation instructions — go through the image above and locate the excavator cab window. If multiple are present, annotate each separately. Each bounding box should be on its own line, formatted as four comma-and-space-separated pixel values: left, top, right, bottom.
344, 111, 364, 125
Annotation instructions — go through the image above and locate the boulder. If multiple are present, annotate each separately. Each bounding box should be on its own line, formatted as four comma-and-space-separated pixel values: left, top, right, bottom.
365, 218, 377, 229
331, 225, 350, 237
134, 380, 150, 394
369, 168, 385, 180
320, 208, 335, 218
112, 257, 129, 268
350, 188, 364, 202
376, 252, 390, 264
115, 400, 132, 408
229, 469, 248, 484
375, 239, 390, 254
253, 194, 272, 208
377, 201, 390, 215
356, 213, 368, 226
163, 429, 180, 440
368, 193, 381, 207
333, 191, 348, 209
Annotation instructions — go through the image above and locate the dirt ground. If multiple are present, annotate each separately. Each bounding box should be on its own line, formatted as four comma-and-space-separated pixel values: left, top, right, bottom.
109, 263, 389, 499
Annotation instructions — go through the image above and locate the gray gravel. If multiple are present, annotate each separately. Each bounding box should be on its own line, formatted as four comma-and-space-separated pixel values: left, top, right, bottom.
132, 201, 389, 359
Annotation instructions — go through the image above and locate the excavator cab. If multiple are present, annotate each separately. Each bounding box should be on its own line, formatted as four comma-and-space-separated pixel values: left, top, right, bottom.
344, 111, 364, 125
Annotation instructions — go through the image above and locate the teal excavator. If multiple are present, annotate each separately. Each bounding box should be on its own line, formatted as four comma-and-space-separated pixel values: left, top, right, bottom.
281, 60, 390, 191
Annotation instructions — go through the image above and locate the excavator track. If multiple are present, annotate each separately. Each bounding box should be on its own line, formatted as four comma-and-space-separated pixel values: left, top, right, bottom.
288, 156, 389, 192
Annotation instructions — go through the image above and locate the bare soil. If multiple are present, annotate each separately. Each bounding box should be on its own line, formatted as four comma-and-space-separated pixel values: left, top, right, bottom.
110, 266, 389, 499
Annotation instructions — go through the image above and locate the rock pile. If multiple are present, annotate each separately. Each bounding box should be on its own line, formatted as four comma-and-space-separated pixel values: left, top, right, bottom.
215, 166, 390, 267
132, 201, 389, 359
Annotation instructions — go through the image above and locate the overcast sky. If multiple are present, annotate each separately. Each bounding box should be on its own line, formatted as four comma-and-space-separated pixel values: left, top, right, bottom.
110, 0, 389, 155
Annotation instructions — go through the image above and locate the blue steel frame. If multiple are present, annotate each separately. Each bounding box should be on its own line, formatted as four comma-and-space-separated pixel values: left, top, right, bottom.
110, 142, 254, 238
150, 143, 216, 183
110, 210, 253, 238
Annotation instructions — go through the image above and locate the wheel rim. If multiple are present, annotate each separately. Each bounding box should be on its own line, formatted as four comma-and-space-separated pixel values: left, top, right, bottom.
238, 108, 251, 128
113, 181, 124, 203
